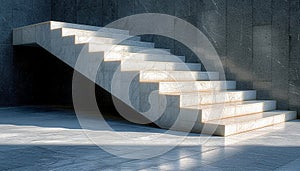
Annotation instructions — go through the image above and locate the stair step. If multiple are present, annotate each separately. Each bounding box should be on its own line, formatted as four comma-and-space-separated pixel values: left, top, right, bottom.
104, 52, 185, 62
50, 21, 130, 34
121, 61, 201, 71
139, 71, 219, 82
73, 36, 155, 48
88, 43, 171, 54
185, 100, 276, 122
179, 90, 257, 107
159, 81, 236, 93
60, 28, 140, 41
203, 110, 297, 136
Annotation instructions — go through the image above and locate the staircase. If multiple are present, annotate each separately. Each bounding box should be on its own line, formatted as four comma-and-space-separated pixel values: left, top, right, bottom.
13, 21, 297, 136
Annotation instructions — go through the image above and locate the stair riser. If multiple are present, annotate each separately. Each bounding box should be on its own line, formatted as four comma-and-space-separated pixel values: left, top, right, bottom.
201, 101, 277, 122
74, 36, 155, 48
121, 61, 201, 71
119, 41, 154, 48
180, 91, 257, 107
159, 81, 236, 93
140, 72, 219, 82
61, 28, 140, 41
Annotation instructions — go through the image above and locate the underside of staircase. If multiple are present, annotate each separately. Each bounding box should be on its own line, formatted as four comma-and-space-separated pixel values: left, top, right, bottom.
13, 21, 297, 136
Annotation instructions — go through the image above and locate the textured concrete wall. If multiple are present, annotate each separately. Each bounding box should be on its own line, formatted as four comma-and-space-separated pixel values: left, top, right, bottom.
289, 0, 300, 116
0, 0, 74, 106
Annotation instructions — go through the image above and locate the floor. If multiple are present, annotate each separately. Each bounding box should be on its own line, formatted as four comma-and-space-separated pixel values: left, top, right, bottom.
0, 106, 300, 171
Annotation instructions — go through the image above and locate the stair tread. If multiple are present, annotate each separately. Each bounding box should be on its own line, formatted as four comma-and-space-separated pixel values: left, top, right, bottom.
177, 90, 256, 96
205, 110, 296, 125
162, 90, 255, 96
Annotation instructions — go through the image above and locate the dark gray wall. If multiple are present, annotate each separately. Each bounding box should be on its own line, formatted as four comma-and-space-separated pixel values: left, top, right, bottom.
0, 0, 75, 106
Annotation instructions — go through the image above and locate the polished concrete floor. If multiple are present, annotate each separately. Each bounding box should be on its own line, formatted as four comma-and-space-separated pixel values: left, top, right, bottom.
0, 106, 300, 171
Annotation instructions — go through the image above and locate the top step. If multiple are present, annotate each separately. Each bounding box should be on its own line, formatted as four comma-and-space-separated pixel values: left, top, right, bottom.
50, 21, 130, 35
13, 21, 130, 35
13, 21, 131, 46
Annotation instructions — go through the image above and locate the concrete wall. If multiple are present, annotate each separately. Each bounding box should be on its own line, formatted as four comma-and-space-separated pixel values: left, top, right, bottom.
0, 0, 74, 106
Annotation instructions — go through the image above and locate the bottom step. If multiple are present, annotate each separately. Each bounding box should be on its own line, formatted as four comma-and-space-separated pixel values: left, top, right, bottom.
202, 110, 297, 136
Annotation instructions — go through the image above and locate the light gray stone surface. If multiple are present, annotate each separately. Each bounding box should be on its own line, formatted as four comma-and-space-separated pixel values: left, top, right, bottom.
179, 90, 256, 106
185, 100, 277, 122
0, 106, 300, 170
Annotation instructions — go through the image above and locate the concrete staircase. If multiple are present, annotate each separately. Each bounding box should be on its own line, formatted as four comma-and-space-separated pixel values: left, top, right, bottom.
13, 21, 297, 136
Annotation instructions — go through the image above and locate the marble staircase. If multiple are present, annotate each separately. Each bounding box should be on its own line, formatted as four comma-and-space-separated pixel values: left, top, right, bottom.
13, 21, 297, 136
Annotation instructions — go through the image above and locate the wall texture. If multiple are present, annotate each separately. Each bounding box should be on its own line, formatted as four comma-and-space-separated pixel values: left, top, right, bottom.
0, 0, 300, 117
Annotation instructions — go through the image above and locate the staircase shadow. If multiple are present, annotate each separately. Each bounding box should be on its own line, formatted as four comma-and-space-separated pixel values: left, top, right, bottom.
0, 106, 201, 137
